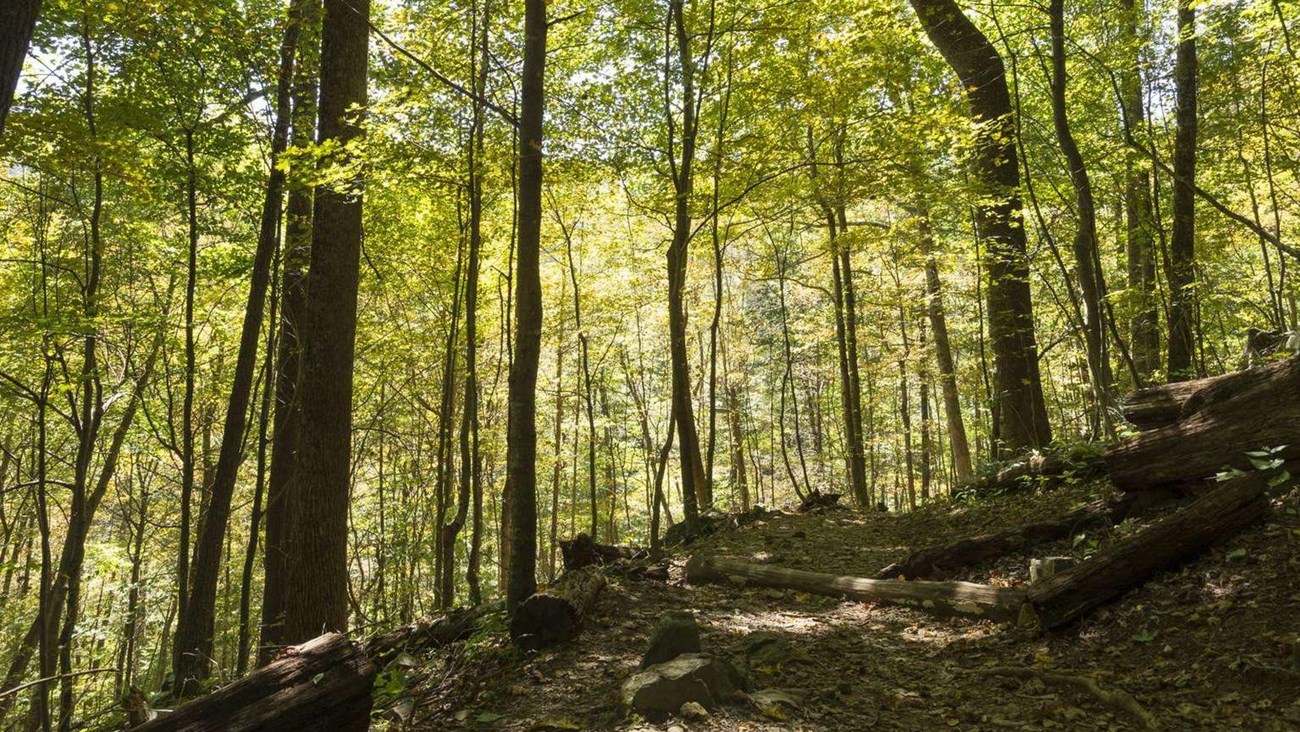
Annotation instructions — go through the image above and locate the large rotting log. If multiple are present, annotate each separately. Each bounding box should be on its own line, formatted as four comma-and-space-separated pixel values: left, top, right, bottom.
510, 566, 606, 651
1027, 474, 1269, 630
685, 555, 1025, 622
1106, 356, 1300, 490
134, 633, 377, 732
559, 533, 649, 571
367, 600, 504, 667
875, 503, 1113, 581
1120, 356, 1294, 431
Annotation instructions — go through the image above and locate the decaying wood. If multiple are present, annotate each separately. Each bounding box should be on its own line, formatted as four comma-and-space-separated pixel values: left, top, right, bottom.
367, 600, 504, 667
797, 490, 842, 512
1027, 475, 1269, 630
986, 667, 1158, 729
133, 633, 377, 732
559, 533, 649, 571
1120, 356, 1293, 431
1106, 356, 1300, 490
510, 566, 606, 651
684, 555, 1026, 622
875, 503, 1113, 580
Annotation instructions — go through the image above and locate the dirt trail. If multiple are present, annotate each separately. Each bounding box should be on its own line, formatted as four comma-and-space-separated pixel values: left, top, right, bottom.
393, 485, 1300, 731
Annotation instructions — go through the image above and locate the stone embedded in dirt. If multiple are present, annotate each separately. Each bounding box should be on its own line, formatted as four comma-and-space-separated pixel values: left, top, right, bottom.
621, 653, 738, 720
641, 610, 702, 668
679, 701, 709, 720
740, 630, 792, 666
1030, 556, 1077, 583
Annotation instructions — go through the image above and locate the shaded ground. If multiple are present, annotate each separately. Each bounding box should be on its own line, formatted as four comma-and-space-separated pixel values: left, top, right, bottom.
384, 482, 1300, 731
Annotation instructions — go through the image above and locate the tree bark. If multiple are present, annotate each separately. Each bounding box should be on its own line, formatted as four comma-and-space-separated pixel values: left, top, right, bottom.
1167, 0, 1198, 380
506, 0, 546, 614
0, 0, 40, 136
908, 0, 1052, 454
509, 566, 605, 651
915, 211, 972, 481
134, 634, 377, 732
281, 0, 369, 644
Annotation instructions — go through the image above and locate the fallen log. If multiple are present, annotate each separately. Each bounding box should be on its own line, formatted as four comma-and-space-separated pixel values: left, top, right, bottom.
684, 555, 1025, 622
510, 566, 606, 651
1027, 474, 1269, 630
133, 633, 377, 732
875, 503, 1114, 581
559, 533, 649, 571
366, 600, 504, 667
1105, 356, 1300, 490
1120, 357, 1293, 431
797, 490, 842, 512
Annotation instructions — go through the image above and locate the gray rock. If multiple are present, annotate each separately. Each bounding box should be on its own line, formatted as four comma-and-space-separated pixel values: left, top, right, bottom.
641, 611, 701, 668
740, 631, 791, 666
1029, 556, 1077, 584
622, 653, 737, 720
679, 701, 709, 720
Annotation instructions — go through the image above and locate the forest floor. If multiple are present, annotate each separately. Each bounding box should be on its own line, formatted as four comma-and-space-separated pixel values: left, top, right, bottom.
387, 481, 1300, 731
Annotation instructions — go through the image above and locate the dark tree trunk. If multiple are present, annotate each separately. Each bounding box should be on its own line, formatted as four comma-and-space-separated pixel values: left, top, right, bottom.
262, 0, 320, 662
506, 0, 546, 614
281, 0, 369, 644
1119, 0, 1160, 381
908, 0, 1052, 454
0, 0, 40, 135
173, 0, 306, 693
666, 0, 708, 520
1049, 0, 1112, 430
1167, 0, 1198, 380
915, 211, 972, 481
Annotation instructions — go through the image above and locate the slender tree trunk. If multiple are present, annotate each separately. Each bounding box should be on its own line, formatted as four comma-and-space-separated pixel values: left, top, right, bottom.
173, 0, 306, 692
1048, 0, 1112, 430
261, 0, 320, 663
506, 0, 546, 614
281, 0, 369, 644
1167, 0, 1198, 381
1119, 0, 1160, 382
908, 0, 1051, 454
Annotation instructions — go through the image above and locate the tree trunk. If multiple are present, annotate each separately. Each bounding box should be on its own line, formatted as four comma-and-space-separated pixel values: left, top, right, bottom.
509, 566, 605, 651
0, 0, 40, 135
262, 0, 320, 662
685, 555, 1026, 622
1027, 475, 1269, 629
173, 0, 306, 693
135, 634, 377, 732
908, 0, 1052, 454
506, 0, 546, 614
281, 0, 369, 644
1049, 0, 1112, 432
1119, 0, 1160, 381
915, 212, 972, 481
1167, 0, 1198, 380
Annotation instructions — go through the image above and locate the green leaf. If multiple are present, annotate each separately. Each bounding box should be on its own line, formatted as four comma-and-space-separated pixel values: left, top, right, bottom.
1132, 628, 1159, 643
476, 711, 506, 723
1226, 548, 1248, 561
